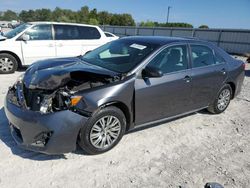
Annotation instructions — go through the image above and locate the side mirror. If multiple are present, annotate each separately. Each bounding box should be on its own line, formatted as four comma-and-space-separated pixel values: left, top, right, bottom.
22, 34, 30, 41
142, 66, 163, 78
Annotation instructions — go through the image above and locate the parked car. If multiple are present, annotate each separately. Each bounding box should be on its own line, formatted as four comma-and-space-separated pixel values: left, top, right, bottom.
0, 22, 111, 74
104, 31, 119, 41
0, 23, 8, 28
5, 36, 245, 155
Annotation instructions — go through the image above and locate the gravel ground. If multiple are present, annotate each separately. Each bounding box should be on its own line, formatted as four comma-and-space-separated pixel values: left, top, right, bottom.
0, 56, 249, 188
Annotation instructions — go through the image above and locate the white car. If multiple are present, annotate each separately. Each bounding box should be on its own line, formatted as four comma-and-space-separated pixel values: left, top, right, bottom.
0, 22, 111, 74
104, 32, 119, 41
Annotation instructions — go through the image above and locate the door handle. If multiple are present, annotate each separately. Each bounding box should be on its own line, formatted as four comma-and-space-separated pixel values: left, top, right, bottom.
220, 68, 226, 75
184, 75, 191, 83
48, 44, 54, 47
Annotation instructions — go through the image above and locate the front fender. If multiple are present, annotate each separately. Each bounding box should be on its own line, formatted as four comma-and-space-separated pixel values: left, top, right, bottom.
76, 75, 136, 114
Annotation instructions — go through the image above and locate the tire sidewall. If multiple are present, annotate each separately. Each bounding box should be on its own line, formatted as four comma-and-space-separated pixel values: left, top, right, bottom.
0, 53, 18, 74
214, 85, 232, 113
79, 106, 126, 155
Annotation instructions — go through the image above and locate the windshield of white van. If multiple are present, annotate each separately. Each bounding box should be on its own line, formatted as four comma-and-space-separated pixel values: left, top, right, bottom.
4, 23, 31, 39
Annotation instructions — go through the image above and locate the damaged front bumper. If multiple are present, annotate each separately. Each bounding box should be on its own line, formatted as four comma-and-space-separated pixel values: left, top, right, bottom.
4, 93, 89, 155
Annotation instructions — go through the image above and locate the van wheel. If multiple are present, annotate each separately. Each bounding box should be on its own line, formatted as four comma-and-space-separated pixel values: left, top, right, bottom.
0, 53, 18, 74
78, 106, 126, 155
207, 84, 232, 114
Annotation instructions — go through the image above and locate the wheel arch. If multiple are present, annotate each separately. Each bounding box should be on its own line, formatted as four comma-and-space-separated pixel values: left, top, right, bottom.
226, 81, 236, 99
100, 101, 132, 131
0, 50, 22, 68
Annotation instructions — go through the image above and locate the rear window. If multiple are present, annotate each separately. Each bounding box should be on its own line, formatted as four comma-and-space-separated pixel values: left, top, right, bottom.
54, 24, 101, 40
191, 45, 215, 68
105, 32, 113, 37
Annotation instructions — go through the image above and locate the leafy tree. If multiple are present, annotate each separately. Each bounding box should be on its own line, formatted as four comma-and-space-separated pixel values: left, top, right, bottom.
77, 6, 89, 23
35, 9, 52, 21
89, 8, 98, 20
1, 10, 18, 21
199, 25, 209, 29
1, 6, 195, 28
98, 11, 111, 25
51, 7, 64, 22
88, 18, 99, 25
19, 10, 37, 22
110, 13, 135, 26
140, 21, 155, 27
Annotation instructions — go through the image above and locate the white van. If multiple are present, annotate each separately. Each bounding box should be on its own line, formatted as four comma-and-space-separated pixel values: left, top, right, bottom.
0, 22, 112, 74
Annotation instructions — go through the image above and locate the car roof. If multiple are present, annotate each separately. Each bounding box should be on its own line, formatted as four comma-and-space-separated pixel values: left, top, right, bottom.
121, 36, 204, 46
28, 21, 100, 28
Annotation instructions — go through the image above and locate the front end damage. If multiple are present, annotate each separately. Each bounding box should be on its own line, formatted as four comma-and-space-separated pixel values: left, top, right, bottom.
4, 58, 124, 154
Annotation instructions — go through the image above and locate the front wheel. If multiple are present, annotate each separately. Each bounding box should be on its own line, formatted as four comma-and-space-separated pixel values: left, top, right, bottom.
207, 84, 232, 114
78, 106, 126, 155
0, 53, 18, 74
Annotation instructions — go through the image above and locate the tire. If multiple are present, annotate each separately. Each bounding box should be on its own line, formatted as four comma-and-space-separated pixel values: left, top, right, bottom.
78, 106, 126, 155
0, 53, 18, 74
207, 84, 232, 114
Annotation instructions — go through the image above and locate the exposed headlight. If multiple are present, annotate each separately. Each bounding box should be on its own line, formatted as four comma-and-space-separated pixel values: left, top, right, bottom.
40, 98, 52, 114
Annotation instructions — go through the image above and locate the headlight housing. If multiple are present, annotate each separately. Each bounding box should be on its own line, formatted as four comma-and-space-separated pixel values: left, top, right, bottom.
16, 73, 24, 83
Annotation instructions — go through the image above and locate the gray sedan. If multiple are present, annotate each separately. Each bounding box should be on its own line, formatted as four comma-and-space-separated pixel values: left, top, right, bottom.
4, 36, 245, 155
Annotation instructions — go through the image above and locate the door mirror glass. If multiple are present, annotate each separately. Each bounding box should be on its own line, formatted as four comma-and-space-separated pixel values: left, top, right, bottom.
142, 66, 163, 78
22, 34, 30, 41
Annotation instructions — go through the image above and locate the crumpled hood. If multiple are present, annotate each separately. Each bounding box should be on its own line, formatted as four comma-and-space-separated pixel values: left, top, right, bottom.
23, 57, 119, 90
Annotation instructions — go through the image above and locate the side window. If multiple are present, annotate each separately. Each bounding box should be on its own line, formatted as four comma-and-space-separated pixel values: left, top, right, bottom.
147, 45, 189, 74
54, 25, 80, 40
191, 45, 215, 68
25, 24, 52, 40
77, 26, 101, 39
105, 32, 113, 37
215, 52, 225, 64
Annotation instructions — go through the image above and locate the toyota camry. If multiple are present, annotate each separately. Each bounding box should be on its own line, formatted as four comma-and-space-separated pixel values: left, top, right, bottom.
4, 36, 245, 155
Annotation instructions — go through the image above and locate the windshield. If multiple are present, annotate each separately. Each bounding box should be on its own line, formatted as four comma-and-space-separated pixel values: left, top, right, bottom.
4, 23, 31, 39
82, 39, 160, 73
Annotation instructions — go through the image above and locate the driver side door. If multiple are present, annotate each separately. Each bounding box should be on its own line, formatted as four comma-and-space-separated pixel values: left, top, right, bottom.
134, 44, 192, 125
20, 24, 56, 65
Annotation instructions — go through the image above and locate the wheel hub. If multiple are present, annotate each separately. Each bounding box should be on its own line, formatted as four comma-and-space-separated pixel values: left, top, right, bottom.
90, 115, 121, 149
0, 57, 14, 72
217, 89, 230, 111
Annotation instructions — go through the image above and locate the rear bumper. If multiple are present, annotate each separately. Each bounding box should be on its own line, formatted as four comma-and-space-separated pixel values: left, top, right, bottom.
4, 97, 89, 155
234, 70, 245, 97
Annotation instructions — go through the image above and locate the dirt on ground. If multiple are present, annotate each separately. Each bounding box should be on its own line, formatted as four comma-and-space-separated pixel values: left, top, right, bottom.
0, 56, 249, 188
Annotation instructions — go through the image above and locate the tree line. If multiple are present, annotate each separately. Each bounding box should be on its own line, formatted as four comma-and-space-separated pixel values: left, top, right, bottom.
0, 7, 208, 28
0, 7, 135, 26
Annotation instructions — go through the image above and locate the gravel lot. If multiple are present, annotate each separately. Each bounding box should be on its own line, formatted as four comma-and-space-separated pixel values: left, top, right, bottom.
0, 56, 249, 188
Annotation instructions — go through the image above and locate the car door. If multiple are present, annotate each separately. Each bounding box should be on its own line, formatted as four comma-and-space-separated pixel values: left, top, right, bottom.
134, 44, 192, 125
189, 44, 228, 109
54, 24, 82, 57
54, 25, 104, 57
77, 25, 106, 54
20, 24, 56, 65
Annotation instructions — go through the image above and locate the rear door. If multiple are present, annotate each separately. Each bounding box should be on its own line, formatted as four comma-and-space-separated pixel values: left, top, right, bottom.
135, 44, 192, 125
54, 24, 82, 57
54, 24, 105, 57
189, 44, 228, 109
20, 24, 56, 65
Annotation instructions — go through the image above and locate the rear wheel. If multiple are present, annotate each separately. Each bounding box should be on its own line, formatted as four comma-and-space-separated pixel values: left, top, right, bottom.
78, 106, 126, 155
207, 84, 232, 114
0, 53, 18, 74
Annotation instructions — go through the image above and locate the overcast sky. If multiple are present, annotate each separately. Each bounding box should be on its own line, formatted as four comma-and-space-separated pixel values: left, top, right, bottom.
0, 0, 250, 29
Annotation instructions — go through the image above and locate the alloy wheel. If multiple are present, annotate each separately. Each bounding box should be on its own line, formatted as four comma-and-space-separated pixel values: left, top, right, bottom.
0, 57, 14, 72
217, 88, 231, 111
90, 115, 121, 149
